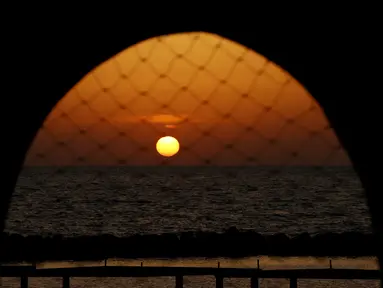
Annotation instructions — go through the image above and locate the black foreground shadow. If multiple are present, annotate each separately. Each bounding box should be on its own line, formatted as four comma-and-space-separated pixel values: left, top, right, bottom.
2, 8, 382, 285
0, 229, 379, 263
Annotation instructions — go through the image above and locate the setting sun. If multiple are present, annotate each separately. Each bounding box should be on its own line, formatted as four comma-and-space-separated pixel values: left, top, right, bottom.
156, 136, 180, 157
24, 32, 350, 166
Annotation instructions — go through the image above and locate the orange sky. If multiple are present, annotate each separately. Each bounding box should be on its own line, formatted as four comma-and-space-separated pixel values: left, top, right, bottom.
25, 32, 350, 166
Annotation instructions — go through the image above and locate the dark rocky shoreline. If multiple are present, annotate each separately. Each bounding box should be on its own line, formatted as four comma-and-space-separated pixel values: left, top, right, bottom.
0, 228, 377, 263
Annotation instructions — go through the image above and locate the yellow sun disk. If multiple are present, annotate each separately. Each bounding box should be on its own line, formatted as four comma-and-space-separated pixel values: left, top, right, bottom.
156, 136, 180, 157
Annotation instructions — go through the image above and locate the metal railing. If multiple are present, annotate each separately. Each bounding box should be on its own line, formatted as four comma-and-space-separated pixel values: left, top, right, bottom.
1, 264, 381, 288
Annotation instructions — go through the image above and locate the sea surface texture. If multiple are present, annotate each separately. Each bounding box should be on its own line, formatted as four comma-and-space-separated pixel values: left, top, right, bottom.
2, 166, 378, 287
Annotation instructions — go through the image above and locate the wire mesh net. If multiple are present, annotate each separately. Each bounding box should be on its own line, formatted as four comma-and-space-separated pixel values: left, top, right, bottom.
22, 32, 348, 168
9, 32, 368, 234
2, 31, 379, 288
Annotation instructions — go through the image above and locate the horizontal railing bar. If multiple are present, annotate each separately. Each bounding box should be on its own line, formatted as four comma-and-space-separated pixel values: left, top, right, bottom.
0, 266, 381, 280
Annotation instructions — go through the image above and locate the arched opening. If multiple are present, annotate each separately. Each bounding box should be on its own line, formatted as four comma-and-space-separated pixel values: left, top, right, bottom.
3, 32, 379, 287
24, 32, 349, 167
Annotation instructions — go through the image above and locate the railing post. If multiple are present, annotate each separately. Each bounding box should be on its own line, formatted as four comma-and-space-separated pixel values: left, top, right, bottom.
289, 277, 297, 288
63, 276, 70, 288
20, 276, 28, 288
175, 274, 183, 288
250, 276, 259, 288
215, 275, 223, 288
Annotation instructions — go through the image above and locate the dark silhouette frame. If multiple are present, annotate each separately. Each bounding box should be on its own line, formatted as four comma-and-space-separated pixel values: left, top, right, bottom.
2, 15, 381, 273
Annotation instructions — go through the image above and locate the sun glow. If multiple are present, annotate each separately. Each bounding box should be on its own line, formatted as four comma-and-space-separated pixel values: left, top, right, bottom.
156, 136, 180, 157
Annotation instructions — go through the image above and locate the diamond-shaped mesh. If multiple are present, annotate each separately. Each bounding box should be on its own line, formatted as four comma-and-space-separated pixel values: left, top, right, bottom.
2, 31, 378, 288
8, 31, 362, 237
23, 32, 349, 168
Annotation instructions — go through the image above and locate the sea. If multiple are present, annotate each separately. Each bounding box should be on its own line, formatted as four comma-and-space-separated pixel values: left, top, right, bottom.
1, 166, 380, 287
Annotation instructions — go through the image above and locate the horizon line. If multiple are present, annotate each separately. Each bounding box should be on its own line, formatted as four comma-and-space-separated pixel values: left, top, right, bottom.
22, 164, 354, 169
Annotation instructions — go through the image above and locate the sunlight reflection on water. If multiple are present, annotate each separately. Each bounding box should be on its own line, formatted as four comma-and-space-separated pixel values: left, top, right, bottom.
34, 256, 379, 270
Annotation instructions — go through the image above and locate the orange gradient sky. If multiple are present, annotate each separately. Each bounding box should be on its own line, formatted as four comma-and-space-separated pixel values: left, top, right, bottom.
25, 32, 350, 166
